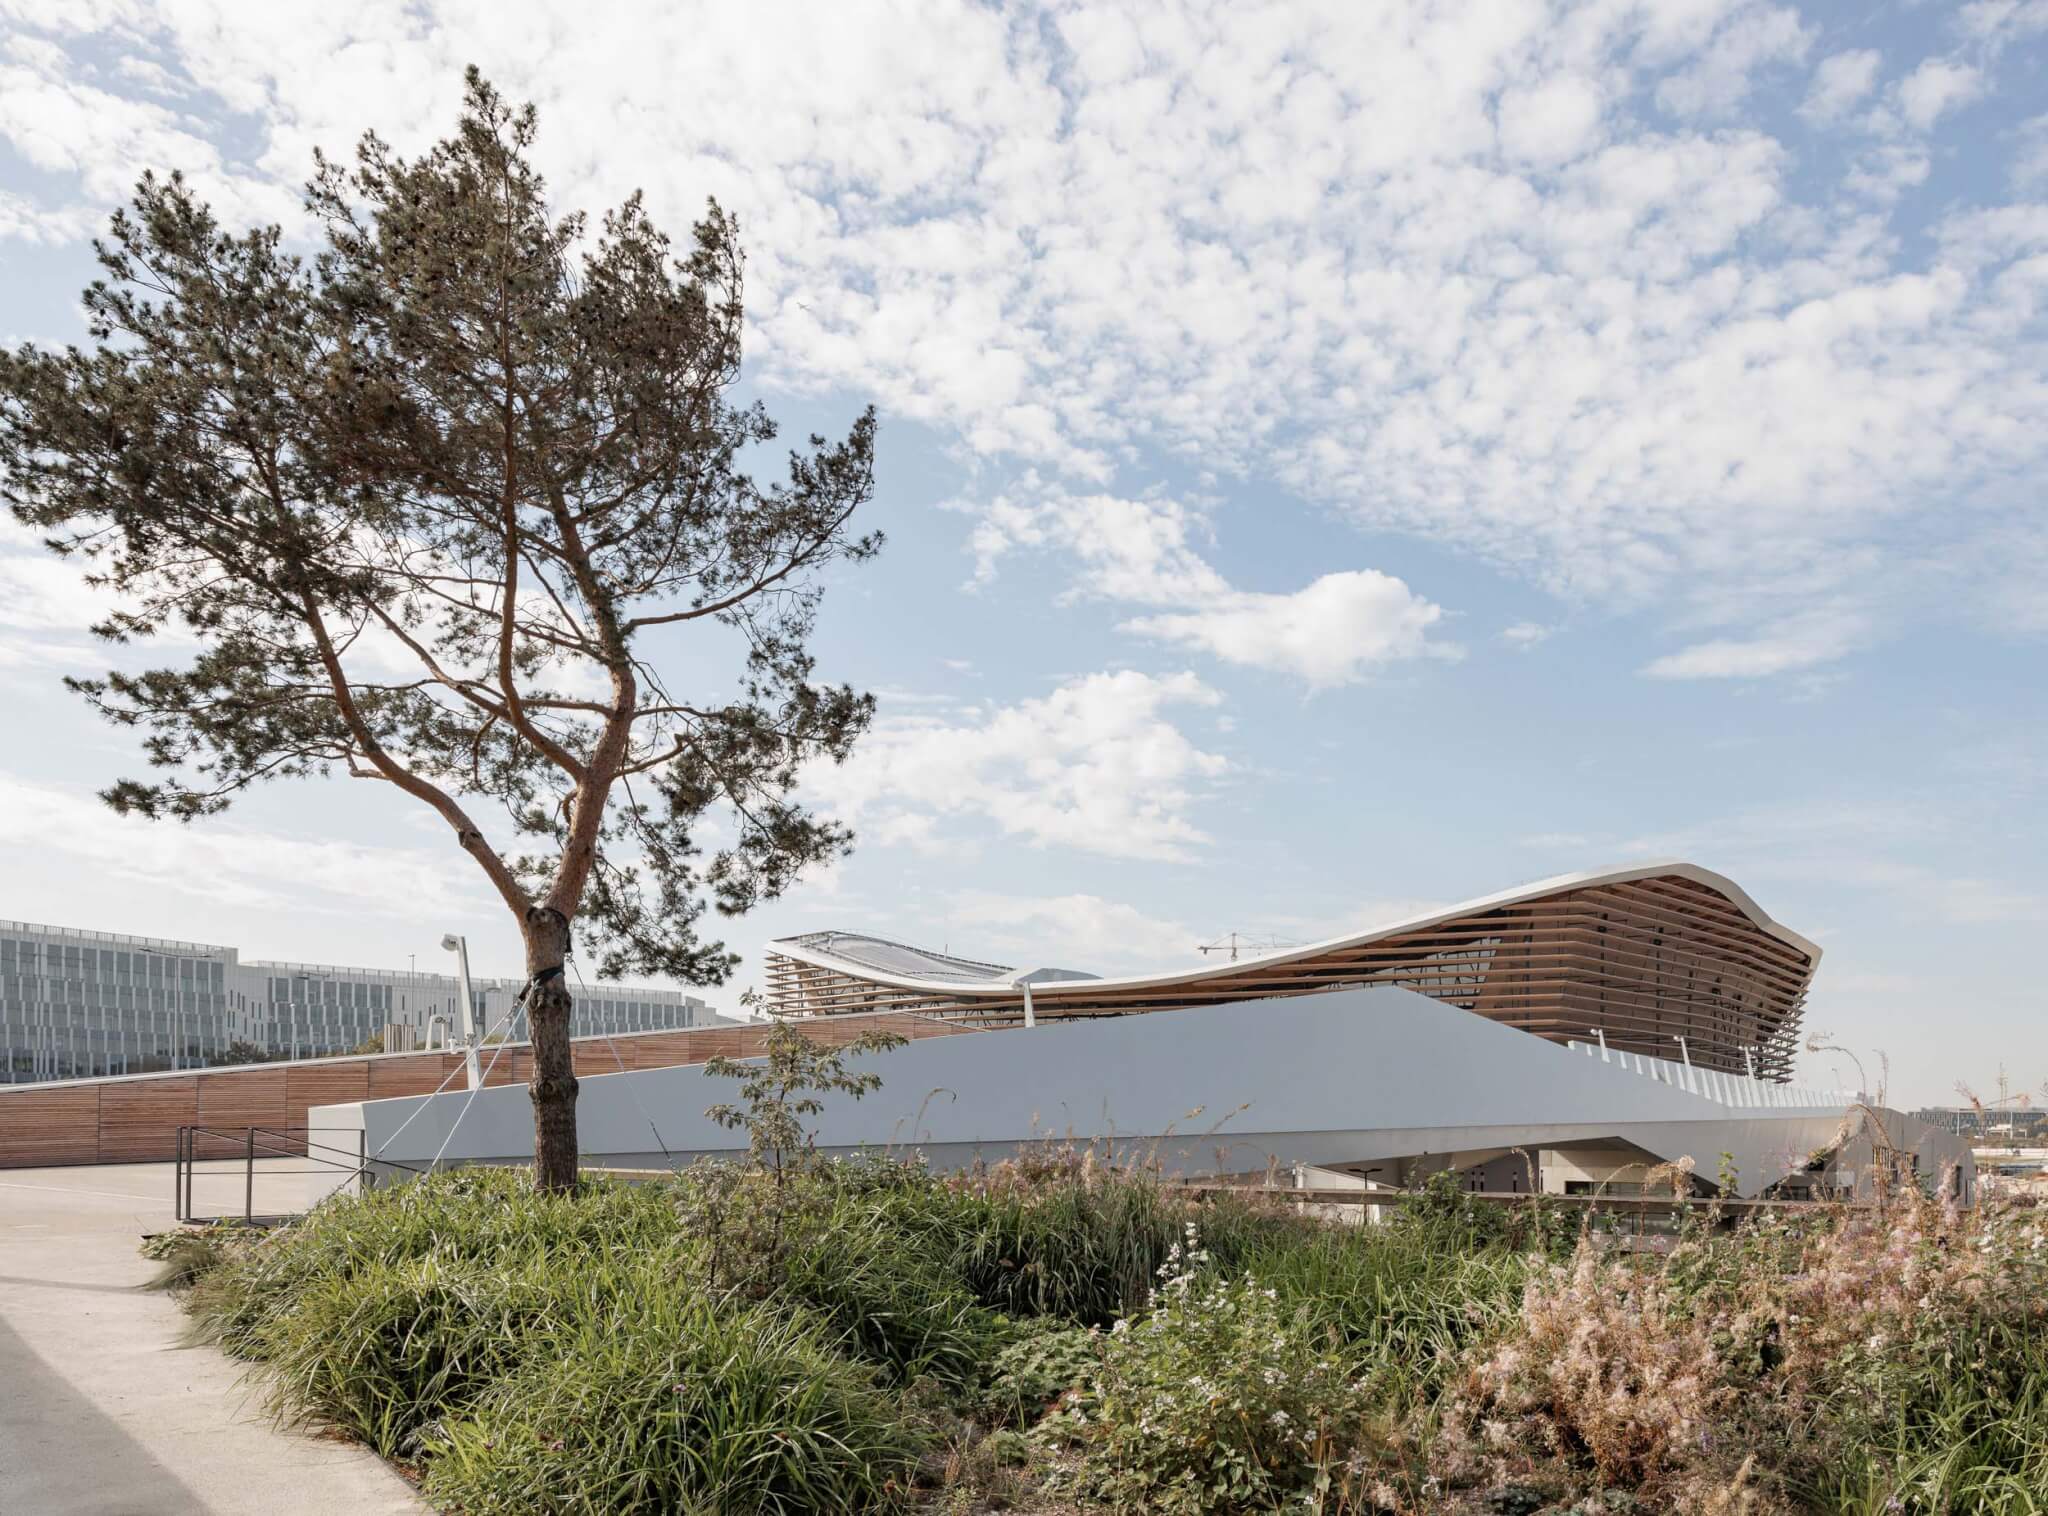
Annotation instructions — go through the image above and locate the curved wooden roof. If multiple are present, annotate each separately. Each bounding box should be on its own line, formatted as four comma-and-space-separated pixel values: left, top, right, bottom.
764, 862, 1820, 1079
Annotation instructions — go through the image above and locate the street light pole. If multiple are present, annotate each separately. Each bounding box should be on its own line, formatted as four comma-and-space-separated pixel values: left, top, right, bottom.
440, 935, 482, 1092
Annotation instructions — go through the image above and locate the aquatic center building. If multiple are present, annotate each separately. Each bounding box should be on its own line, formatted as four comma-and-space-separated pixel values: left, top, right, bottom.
325, 863, 1971, 1201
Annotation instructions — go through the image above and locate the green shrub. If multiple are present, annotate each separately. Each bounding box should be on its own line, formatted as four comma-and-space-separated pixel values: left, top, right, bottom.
1237, 1217, 1534, 1408
162, 1150, 2048, 1515
1045, 1222, 1379, 1515
933, 1157, 1292, 1325
970, 1316, 1102, 1426
186, 1166, 680, 1353
779, 1199, 1001, 1388
249, 1246, 578, 1456
423, 1283, 922, 1515
140, 1222, 256, 1290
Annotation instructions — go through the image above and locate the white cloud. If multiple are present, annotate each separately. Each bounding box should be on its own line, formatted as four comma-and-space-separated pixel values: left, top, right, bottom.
1798, 49, 1881, 125
1640, 607, 1867, 679
2013, 113, 2048, 189
0, 534, 168, 684
946, 890, 1198, 974
1654, 5, 1812, 119
965, 487, 1226, 603
1123, 571, 1456, 687
806, 669, 1229, 862
0, 541, 126, 634
1844, 144, 1931, 202
1497, 76, 1603, 166
0, 2, 2041, 673
1500, 621, 1554, 650
1957, 1, 2048, 46
0, 769, 490, 918
964, 486, 1454, 684
0, 46, 294, 232
0, 187, 95, 243
1896, 59, 1984, 132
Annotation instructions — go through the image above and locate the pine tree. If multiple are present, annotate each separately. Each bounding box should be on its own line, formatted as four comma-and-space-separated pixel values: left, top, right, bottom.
0, 71, 882, 1190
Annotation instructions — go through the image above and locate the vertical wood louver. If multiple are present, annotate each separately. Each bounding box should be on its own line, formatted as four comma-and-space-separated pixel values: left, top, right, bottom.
763, 867, 1816, 1080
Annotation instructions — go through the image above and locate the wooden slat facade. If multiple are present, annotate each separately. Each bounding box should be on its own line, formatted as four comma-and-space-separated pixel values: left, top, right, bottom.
0, 1013, 967, 1169
0, 1083, 99, 1167
766, 873, 1817, 1081
98, 1077, 201, 1164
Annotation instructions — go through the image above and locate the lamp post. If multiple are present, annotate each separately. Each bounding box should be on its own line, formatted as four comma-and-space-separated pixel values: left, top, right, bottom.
440, 935, 483, 1091
1588, 1026, 1609, 1062
1807, 1035, 1870, 1102
1672, 1034, 1693, 1093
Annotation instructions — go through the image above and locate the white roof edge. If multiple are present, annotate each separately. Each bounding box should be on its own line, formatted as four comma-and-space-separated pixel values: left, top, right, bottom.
767, 860, 1821, 999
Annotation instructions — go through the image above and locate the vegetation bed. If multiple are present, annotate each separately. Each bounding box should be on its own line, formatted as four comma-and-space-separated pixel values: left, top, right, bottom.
157, 1150, 2048, 1515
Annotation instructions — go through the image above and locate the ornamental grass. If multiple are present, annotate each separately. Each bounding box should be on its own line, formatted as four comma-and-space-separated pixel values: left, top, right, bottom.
159, 1152, 2047, 1514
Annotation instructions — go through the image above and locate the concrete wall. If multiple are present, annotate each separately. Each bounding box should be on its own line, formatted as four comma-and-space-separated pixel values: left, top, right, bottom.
0, 1015, 958, 1168
322, 986, 1969, 1199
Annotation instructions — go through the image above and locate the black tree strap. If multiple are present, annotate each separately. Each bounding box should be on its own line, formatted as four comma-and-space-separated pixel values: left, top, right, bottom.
512, 965, 567, 1008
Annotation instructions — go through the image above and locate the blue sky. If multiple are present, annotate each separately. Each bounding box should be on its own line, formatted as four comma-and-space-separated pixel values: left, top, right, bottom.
0, 1, 2043, 1106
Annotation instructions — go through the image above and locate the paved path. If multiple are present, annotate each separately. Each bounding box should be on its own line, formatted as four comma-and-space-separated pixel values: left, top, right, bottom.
0, 1160, 426, 1515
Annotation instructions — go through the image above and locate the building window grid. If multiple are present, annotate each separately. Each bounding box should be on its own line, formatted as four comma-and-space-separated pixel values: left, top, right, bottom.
3, 927, 706, 1082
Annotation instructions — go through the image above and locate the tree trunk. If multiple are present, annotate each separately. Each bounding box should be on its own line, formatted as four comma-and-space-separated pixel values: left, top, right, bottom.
524, 905, 579, 1192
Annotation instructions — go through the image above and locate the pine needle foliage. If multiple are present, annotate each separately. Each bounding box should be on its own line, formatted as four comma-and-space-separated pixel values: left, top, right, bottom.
0, 70, 883, 1188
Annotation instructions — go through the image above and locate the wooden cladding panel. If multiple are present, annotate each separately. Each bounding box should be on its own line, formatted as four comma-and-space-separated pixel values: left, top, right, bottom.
0, 1084, 98, 1166
286, 1061, 371, 1114
367, 1055, 465, 1099
766, 873, 1816, 1081
98, 1077, 200, 1163
0, 1015, 969, 1169
196, 1066, 291, 1149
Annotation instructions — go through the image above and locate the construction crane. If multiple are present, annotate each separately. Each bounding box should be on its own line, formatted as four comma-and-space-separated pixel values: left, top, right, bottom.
1197, 931, 1302, 963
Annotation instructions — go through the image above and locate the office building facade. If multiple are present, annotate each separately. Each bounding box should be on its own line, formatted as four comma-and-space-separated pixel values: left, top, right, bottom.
1, 918, 719, 1082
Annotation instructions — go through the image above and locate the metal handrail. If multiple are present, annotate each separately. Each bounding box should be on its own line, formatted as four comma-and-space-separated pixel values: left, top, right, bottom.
172, 1125, 423, 1224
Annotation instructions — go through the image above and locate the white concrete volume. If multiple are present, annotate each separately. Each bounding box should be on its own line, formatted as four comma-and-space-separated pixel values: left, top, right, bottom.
315, 986, 1970, 1201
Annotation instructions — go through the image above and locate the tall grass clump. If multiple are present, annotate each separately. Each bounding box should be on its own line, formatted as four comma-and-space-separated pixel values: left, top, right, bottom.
247, 1247, 575, 1456
1436, 1189, 2048, 1513
186, 1165, 679, 1359
777, 1193, 1001, 1387
928, 1144, 1297, 1324
422, 1276, 921, 1515
1234, 1212, 1535, 1409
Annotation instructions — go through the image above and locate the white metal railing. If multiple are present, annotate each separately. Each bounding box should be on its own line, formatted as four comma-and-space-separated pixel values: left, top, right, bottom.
1563, 1040, 1857, 1109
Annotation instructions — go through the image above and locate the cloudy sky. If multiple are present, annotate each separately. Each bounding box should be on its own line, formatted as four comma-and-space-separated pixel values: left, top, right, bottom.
1, 0, 2043, 1106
